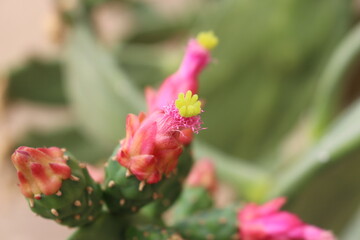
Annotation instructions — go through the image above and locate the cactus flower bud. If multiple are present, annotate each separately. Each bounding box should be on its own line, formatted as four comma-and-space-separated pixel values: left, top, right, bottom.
186, 159, 217, 194
238, 197, 336, 240
146, 31, 218, 113
117, 91, 203, 184
11, 146, 71, 198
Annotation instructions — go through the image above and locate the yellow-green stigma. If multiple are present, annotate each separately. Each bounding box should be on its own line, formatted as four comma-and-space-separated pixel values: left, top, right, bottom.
196, 31, 219, 50
175, 90, 202, 118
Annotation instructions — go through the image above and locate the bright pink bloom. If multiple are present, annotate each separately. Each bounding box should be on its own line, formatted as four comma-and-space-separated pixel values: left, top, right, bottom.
186, 159, 217, 194
117, 102, 203, 184
146, 39, 212, 113
11, 146, 71, 198
238, 198, 336, 240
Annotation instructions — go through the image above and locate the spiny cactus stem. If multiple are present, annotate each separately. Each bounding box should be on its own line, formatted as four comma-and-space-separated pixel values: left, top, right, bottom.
231, 233, 240, 240
139, 181, 146, 191
74, 200, 82, 207
78, 163, 86, 168
162, 199, 170, 207
152, 193, 160, 200
126, 169, 132, 177
152, 192, 160, 200
51, 208, 59, 217
64, 155, 70, 161
86, 186, 93, 194
111, 156, 117, 161
70, 175, 80, 181
56, 190, 62, 196
206, 234, 215, 240
219, 217, 227, 224
108, 180, 115, 188
34, 194, 42, 200
29, 199, 34, 207
119, 199, 126, 206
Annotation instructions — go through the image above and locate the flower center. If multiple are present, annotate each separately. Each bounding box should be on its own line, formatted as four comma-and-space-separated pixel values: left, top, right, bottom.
175, 90, 202, 118
196, 31, 219, 50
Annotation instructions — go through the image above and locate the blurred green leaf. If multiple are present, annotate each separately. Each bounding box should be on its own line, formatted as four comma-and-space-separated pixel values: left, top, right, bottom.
267, 98, 360, 232
341, 205, 360, 240
195, 0, 353, 161
18, 127, 107, 164
269, 98, 360, 198
311, 23, 360, 138
7, 59, 67, 105
125, 1, 193, 44
64, 23, 145, 151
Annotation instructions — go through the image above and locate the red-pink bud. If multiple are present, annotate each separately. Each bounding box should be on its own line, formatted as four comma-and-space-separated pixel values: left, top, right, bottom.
186, 159, 217, 194
117, 98, 203, 184
117, 111, 181, 184
238, 198, 336, 240
11, 146, 71, 198
146, 38, 213, 113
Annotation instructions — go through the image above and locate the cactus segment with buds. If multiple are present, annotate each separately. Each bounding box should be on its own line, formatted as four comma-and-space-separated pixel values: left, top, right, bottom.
69, 213, 126, 240
174, 206, 239, 240
11, 147, 103, 227
170, 187, 213, 225
171, 159, 216, 224
103, 146, 160, 214
140, 146, 193, 218
126, 224, 184, 240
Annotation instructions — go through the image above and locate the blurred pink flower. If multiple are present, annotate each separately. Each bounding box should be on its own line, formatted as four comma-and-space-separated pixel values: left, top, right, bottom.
186, 159, 217, 194
238, 197, 336, 240
87, 164, 104, 184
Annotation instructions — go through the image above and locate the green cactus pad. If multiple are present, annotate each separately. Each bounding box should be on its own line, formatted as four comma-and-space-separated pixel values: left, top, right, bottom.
69, 213, 126, 240
104, 145, 193, 215
140, 146, 193, 218
125, 224, 183, 240
174, 206, 240, 240
29, 155, 103, 227
171, 186, 213, 224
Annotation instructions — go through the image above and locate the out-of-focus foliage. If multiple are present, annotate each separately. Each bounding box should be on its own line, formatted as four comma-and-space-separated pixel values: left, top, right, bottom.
196, 0, 353, 161
64, 23, 145, 151
7, 60, 66, 105
18, 127, 108, 164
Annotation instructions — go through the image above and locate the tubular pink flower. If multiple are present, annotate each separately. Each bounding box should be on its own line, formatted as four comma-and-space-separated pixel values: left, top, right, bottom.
186, 159, 217, 194
146, 32, 218, 113
238, 198, 336, 240
11, 146, 71, 198
117, 93, 204, 184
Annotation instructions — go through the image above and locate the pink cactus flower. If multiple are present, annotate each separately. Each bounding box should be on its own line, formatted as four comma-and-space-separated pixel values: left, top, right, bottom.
238, 197, 336, 240
117, 91, 203, 184
11, 146, 71, 199
186, 159, 217, 194
146, 31, 218, 113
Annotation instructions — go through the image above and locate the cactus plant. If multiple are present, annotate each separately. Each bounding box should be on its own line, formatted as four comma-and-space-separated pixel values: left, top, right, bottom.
9, 28, 340, 240
11, 147, 103, 227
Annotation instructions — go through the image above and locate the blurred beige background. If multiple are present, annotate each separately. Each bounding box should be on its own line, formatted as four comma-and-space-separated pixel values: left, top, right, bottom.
0, 0, 72, 239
